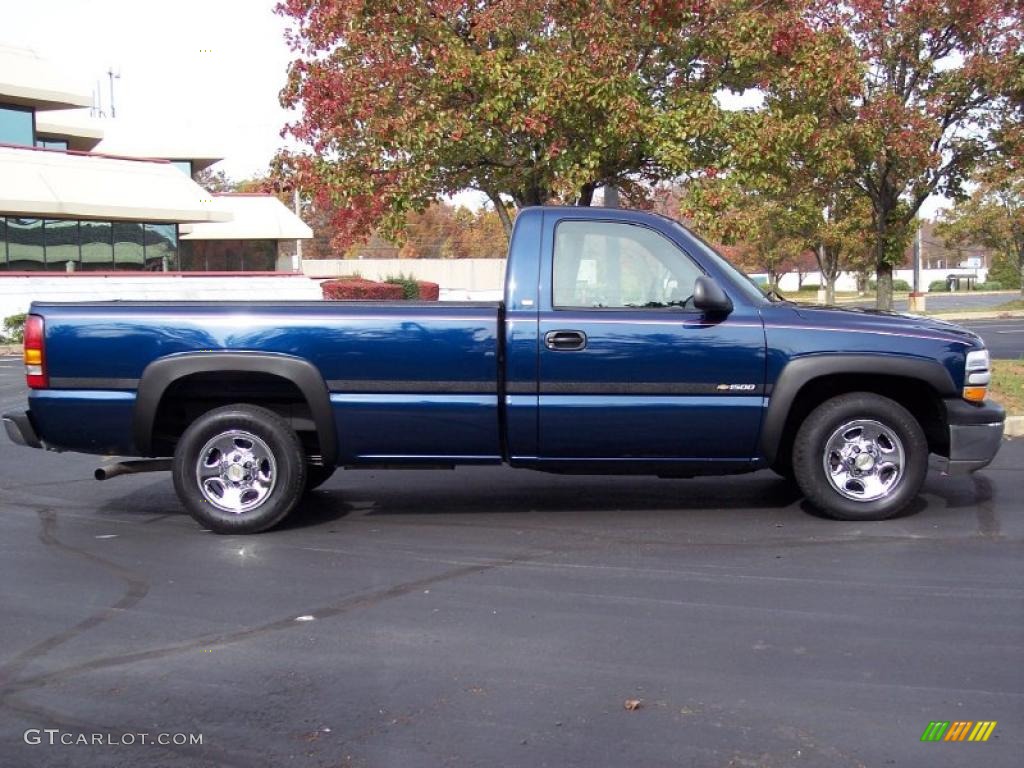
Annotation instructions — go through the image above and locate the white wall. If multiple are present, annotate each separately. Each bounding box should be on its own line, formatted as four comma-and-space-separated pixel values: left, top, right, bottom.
304, 258, 506, 292
0, 275, 323, 319
774, 268, 989, 293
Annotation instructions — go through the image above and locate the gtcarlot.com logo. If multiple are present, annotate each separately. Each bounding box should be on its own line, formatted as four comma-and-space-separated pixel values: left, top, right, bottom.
921, 721, 997, 742
24, 729, 203, 747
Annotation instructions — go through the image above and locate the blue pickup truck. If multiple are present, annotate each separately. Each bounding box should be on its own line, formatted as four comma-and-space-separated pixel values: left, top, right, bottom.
3, 207, 1005, 533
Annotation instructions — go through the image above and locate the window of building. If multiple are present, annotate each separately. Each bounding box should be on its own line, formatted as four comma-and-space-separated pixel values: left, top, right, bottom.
113, 221, 145, 269
35, 138, 69, 150
79, 219, 113, 270
144, 223, 177, 270
552, 221, 702, 309
0, 104, 34, 146
6, 218, 45, 270
178, 239, 278, 271
44, 219, 80, 267
170, 160, 193, 176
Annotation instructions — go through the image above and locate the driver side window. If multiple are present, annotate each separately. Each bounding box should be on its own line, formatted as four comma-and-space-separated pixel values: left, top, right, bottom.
552, 221, 702, 309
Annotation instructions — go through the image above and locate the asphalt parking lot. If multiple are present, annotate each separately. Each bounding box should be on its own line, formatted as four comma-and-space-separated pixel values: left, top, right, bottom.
962, 317, 1024, 360
0, 362, 1022, 768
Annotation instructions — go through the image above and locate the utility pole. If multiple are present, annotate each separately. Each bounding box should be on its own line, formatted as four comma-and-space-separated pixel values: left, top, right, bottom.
909, 217, 926, 313
107, 68, 120, 118
293, 188, 303, 272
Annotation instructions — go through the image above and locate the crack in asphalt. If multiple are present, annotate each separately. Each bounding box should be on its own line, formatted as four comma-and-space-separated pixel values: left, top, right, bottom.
0, 514, 545, 701
0, 508, 151, 689
0, 505, 546, 765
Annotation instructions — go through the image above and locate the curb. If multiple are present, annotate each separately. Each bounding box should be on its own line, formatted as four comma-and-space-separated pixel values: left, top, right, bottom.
1006, 416, 1024, 438
928, 310, 1024, 321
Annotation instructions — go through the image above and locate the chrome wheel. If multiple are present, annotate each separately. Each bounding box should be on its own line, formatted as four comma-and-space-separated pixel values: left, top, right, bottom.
822, 419, 904, 502
195, 430, 277, 514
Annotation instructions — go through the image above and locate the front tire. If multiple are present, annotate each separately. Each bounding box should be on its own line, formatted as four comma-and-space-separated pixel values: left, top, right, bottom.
172, 404, 306, 534
792, 393, 928, 521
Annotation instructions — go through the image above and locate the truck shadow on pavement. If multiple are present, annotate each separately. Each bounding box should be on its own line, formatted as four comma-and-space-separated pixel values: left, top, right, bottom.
93, 466, 999, 531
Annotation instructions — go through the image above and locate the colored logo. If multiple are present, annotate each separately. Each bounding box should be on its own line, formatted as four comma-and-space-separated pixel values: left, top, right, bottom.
921, 721, 997, 742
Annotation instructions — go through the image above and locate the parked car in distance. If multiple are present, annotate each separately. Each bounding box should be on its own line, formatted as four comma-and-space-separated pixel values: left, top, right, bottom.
3, 207, 1005, 533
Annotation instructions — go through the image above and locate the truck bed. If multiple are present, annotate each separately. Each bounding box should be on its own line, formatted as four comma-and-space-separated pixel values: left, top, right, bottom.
31, 301, 504, 462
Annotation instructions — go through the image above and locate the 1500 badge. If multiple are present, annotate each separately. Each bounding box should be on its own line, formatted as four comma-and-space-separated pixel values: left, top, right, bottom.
716, 384, 757, 391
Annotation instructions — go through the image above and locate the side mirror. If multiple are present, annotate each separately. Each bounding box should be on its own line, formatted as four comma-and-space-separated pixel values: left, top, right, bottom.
693, 276, 733, 315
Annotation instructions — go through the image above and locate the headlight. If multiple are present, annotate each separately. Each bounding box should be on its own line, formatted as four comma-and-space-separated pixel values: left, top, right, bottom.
963, 349, 990, 402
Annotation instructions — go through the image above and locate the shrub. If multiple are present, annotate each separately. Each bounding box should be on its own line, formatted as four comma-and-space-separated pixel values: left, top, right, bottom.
321, 278, 404, 300
2, 312, 27, 343
867, 278, 912, 292
975, 281, 1002, 291
385, 273, 421, 300
928, 280, 949, 293
416, 281, 440, 301
986, 252, 1022, 290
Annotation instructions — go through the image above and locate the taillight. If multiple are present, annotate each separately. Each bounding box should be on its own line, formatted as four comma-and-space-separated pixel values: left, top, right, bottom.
24, 314, 47, 389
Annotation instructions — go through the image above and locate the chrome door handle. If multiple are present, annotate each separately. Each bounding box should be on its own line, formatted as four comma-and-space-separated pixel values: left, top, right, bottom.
544, 330, 587, 351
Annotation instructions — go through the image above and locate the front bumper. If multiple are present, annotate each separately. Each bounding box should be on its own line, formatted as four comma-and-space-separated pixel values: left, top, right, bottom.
938, 399, 1005, 475
2, 410, 42, 449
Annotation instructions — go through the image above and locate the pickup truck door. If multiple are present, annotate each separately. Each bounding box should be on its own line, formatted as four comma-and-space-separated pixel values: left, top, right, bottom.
536, 216, 766, 462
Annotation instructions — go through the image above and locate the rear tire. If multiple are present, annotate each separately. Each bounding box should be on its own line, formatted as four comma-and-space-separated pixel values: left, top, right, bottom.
172, 404, 306, 534
793, 393, 928, 521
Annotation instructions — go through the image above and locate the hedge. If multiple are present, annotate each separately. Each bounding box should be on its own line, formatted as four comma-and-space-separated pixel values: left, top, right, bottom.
416, 281, 440, 301
322, 278, 405, 300
928, 280, 949, 292
975, 281, 1002, 291
868, 278, 912, 292
321, 277, 441, 301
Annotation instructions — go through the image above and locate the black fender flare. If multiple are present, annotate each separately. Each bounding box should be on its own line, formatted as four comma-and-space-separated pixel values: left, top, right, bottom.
760, 354, 957, 465
134, 352, 337, 465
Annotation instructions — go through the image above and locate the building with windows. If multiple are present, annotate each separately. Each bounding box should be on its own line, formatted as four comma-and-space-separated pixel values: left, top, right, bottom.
0, 43, 317, 316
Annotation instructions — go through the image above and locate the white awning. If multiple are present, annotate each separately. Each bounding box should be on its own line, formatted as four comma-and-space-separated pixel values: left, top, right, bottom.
0, 45, 92, 110
93, 119, 225, 172
180, 195, 312, 240
35, 111, 105, 152
0, 146, 232, 223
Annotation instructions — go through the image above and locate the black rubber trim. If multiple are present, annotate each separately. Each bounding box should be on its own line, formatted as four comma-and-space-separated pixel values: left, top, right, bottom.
3, 410, 42, 449
943, 397, 1006, 426
134, 352, 337, 465
760, 354, 957, 465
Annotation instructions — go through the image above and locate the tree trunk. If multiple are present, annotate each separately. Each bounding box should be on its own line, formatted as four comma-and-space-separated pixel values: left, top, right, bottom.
876, 262, 894, 310
488, 192, 513, 242
825, 278, 836, 305
578, 183, 595, 206
874, 214, 893, 311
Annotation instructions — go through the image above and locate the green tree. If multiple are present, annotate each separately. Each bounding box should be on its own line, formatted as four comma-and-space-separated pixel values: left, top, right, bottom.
938, 170, 1024, 293
791, 0, 1023, 311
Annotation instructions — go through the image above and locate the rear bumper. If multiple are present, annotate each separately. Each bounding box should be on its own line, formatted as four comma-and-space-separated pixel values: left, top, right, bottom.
2, 410, 42, 449
938, 399, 1005, 475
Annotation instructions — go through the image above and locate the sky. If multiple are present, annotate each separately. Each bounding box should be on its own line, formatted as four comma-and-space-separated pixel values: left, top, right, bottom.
3, 0, 296, 180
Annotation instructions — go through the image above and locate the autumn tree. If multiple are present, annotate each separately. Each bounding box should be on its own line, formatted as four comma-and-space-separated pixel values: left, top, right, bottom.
274, 0, 797, 250
786, 0, 1023, 310
681, 178, 810, 289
